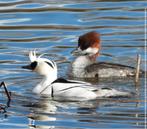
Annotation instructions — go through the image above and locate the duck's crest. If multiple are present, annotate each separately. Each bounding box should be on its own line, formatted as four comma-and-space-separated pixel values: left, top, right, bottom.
29, 50, 37, 62
29, 50, 48, 62
38, 53, 48, 59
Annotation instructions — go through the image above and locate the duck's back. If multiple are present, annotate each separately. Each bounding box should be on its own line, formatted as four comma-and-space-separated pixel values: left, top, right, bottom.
85, 62, 142, 78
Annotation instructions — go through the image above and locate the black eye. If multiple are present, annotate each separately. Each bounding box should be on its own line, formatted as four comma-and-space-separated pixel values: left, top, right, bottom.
45, 61, 54, 69
31, 61, 38, 70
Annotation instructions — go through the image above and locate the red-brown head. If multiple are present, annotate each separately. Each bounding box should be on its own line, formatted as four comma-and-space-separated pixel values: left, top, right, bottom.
72, 31, 101, 57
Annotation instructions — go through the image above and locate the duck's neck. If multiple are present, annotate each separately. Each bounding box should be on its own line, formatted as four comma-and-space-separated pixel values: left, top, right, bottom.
71, 55, 97, 77
41, 75, 57, 87
33, 74, 57, 94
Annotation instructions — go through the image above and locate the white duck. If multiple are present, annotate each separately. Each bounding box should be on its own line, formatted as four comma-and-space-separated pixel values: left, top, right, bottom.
22, 51, 133, 101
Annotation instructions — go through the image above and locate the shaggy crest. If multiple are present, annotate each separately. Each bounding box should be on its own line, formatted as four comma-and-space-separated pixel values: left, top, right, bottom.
29, 50, 47, 61
29, 50, 37, 62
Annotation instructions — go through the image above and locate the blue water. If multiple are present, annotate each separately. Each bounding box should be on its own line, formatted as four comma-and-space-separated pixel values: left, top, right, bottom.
0, 0, 146, 128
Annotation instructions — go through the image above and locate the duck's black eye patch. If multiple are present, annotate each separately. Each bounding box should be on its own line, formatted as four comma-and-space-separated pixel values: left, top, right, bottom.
45, 61, 54, 69
31, 61, 38, 70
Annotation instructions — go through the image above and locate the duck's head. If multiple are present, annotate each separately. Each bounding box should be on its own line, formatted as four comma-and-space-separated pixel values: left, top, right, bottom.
72, 31, 101, 58
22, 51, 57, 77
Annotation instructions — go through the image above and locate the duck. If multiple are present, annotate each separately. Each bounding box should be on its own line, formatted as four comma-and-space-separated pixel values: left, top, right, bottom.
71, 31, 143, 78
22, 51, 133, 101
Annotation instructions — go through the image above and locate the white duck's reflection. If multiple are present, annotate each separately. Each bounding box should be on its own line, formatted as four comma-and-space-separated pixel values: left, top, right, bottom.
26, 94, 101, 129
27, 95, 142, 129
26, 96, 57, 128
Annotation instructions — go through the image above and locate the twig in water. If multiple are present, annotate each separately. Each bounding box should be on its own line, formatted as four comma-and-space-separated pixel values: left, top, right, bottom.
0, 81, 11, 100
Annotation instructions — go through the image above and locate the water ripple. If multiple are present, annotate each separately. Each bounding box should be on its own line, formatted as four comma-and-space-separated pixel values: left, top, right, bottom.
0, 0, 146, 129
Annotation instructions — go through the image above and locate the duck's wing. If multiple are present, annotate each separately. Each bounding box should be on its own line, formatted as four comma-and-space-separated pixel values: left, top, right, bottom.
49, 78, 97, 101
52, 78, 134, 99
52, 78, 95, 91
86, 62, 135, 71
52, 77, 91, 85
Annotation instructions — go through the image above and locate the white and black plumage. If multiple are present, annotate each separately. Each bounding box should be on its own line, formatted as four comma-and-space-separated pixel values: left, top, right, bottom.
22, 51, 133, 101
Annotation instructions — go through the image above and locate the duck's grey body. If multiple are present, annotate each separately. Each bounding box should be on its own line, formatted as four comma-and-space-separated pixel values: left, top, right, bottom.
85, 62, 137, 78
71, 59, 144, 78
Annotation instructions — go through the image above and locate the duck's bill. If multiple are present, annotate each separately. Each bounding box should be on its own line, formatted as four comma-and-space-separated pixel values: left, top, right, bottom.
22, 64, 32, 70
71, 48, 82, 56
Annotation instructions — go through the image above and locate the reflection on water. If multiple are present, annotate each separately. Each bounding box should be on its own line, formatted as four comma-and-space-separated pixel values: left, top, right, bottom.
0, 0, 146, 128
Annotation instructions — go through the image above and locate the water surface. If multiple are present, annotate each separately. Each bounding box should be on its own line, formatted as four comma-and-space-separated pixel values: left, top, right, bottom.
0, 0, 146, 128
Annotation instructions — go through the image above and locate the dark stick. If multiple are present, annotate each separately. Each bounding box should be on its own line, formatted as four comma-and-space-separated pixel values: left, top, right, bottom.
0, 82, 11, 100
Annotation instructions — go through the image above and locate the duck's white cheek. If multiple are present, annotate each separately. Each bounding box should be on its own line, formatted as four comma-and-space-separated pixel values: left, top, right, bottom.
82, 47, 99, 55
36, 67, 43, 74
35, 64, 48, 75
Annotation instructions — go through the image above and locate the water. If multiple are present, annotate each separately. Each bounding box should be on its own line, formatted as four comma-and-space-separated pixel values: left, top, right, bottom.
0, 0, 146, 128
